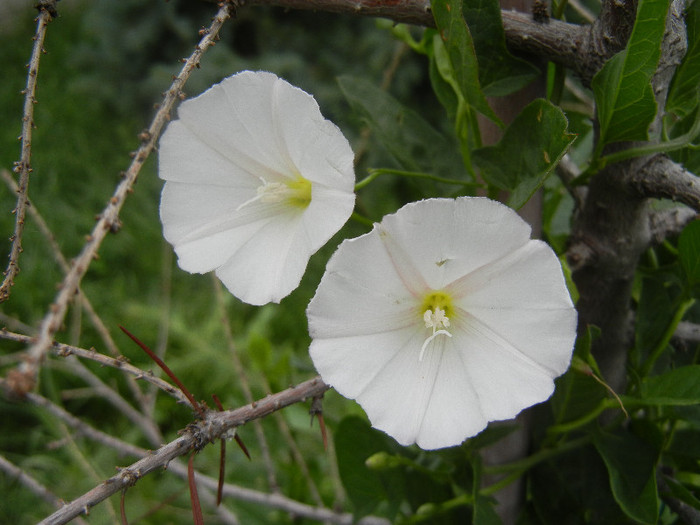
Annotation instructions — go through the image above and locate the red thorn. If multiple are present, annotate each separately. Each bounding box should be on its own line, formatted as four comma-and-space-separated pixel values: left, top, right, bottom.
120, 489, 128, 525
212, 394, 226, 506
119, 326, 204, 418
310, 396, 328, 451
234, 433, 251, 460
188, 452, 204, 525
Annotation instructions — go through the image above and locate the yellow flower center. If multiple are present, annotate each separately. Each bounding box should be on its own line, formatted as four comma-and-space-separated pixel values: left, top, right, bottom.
238, 175, 313, 211
419, 291, 454, 361
285, 175, 313, 208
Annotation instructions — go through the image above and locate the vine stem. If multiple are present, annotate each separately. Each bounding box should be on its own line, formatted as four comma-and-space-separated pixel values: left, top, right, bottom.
641, 297, 697, 377
0, 5, 53, 302
5, 1, 237, 397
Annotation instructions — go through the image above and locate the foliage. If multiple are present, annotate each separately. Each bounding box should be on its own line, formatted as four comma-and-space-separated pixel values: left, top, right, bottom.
1, 0, 699, 523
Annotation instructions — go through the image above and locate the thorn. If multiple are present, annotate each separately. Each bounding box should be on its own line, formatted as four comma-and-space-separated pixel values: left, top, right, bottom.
119, 326, 205, 418
234, 433, 251, 460
188, 452, 204, 525
309, 396, 328, 451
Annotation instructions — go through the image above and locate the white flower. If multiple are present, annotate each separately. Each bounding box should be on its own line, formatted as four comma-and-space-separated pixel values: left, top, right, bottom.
307, 197, 577, 450
159, 71, 356, 305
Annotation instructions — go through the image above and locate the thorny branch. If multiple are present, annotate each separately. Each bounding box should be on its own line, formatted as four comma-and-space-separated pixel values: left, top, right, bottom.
2, 0, 699, 522
17, 391, 237, 524
0, 329, 191, 407
6, 1, 237, 397
235, 0, 602, 82
37, 377, 333, 525
0, 4, 53, 302
0, 168, 151, 406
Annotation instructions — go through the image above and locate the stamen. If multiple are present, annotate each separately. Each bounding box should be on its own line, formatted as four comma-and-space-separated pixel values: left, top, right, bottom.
237, 177, 311, 211
419, 307, 452, 361
257, 181, 290, 203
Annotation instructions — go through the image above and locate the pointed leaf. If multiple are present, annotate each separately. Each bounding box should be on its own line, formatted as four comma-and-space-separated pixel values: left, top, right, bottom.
335, 416, 404, 518
338, 75, 464, 176
640, 365, 700, 406
663, 476, 700, 510
473, 99, 576, 208
667, 0, 700, 117
592, 0, 670, 146
593, 428, 659, 524
462, 0, 540, 96
431, 0, 500, 123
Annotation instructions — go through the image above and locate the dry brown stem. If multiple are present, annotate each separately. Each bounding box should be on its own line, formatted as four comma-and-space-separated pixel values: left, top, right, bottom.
0, 329, 191, 406
0, 6, 52, 302
7, 1, 237, 397
37, 376, 331, 525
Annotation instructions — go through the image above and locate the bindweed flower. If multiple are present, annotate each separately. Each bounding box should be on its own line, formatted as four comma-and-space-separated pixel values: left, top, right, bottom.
159, 71, 355, 305
308, 197, 577, 450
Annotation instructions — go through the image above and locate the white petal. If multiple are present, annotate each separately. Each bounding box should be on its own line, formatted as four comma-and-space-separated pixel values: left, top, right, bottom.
301, 186, 356, 254
453, 241, 576, 374
214, 212, 309, 305
307, 226, 422, 339
159, 71, 356, 305
378, 198, 532, 290
159, 121, 260, 187
352, 334, 487, 449
414, 338, 488, 449
308, 197, 577, 450
309, 326, 421, 400
452, 319, 559, 421
296, 119, 356, 190
177, 71, 291, 179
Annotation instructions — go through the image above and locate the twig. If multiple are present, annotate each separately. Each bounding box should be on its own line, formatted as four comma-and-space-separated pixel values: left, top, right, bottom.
0, 5, 53, 302
48, 357, 163, 447
238, 0, 433, 25
630, 155, 700, 212
234, 0, 589, 75
556, 154, 587, 210
172, 462, 391, 525
0, 168, 148, 407
212, 277, 279, 492
37, 376, 330, 525
675, 321, 700, 343
6, 1, 237, 397
0, 329, 191, 406
259, 373, 325, 506
20, 388, 380, 525
648, 206, 697, 246
12, 391, 238, 524
658, 474, 700, 525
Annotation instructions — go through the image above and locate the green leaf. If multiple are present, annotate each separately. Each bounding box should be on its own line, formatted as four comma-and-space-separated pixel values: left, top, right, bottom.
634, 276, 675, 364
473, 494, 500, 525
550, 327, 607, 425
472, 99, 576, 208
462, 0, 540, 96
431, 0, 500, 124
663, 476, 700, 510
679, 219, 700, 286
640, 365, 700, 405
593, 427, 659, 524
337, 75, 464, 177
591, 0, 670, 147
667, 0, 700, 117
334, 416, 404, 518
